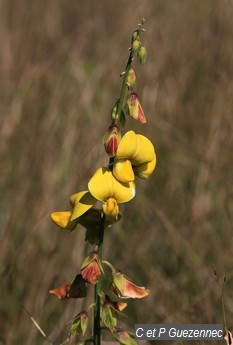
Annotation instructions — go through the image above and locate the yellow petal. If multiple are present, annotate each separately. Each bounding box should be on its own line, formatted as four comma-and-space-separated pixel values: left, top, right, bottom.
88, 167, 135, 203
70, 190, 89, 206
51, 211, 77, 230
116, 130, 138, 160
131, 134, 155, 165
71, 191, 96, 221
134, 151, 156, 178
113, 159, 135, 183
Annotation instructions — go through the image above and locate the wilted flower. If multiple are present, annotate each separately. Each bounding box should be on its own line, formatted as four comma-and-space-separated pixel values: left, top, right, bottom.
81, 252, 103, 284
112, 270, 149, 299
49, 274, 87, 300
49, 283, 71, 300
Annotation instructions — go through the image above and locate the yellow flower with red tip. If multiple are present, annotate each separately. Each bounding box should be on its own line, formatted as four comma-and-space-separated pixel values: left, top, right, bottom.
113, 130, 156, 183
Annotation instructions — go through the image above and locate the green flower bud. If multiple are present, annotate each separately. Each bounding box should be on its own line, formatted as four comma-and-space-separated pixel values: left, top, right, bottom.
111, 104, 117, 120
126, 67, 136, 89
131, 38, 141, 54
131, 29, 139, 43
137, 46, 147, 65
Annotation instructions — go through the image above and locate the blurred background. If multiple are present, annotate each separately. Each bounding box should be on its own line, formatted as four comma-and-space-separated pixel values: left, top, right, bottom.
1, 0, 233, 344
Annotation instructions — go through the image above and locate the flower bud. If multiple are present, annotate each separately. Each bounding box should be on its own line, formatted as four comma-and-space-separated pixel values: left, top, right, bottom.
131, 29, 139, 43
126, 67, 136, 89
103, 125, 121, 157
137, 46, 147, 65
111, 104, 117, 120
131, 38, 141, 53
70, 311, 89, 336
124, 91, 146, 124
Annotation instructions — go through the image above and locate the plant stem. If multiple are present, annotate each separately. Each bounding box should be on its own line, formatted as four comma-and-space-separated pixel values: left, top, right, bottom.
93, 215, 105, 345
116, 50, 134, 121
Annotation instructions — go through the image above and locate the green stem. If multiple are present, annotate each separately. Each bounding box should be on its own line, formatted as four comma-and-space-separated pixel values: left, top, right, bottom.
116, 50, 134, 121
93, 215, 105, 345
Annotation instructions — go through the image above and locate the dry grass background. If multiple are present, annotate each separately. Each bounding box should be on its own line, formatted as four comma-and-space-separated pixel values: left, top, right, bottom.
1, 0, 233, 344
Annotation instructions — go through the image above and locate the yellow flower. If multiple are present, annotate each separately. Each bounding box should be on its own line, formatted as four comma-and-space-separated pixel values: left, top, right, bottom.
51, 168, 135, 228
87, 167, 135, 222
72, 168, 136, 222
113, 130, 156, 183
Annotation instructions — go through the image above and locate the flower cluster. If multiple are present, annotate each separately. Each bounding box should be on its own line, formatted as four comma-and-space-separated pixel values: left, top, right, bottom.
49, 19, 155, 344
51, 130, 155, 230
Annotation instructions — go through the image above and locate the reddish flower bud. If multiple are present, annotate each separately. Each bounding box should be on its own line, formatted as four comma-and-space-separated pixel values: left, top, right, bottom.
103, 125, 121, 157
81, 252, 103, 285
125, 91, 146, 124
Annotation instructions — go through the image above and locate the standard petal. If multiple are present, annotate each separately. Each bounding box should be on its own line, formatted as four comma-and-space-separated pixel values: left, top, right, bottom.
116, 130, 138, 160
88, 167, 136, 203
71, 191, 96, 221
134, 151, 156, 178
113, 159, 135, 183
131, 134, 155, 165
